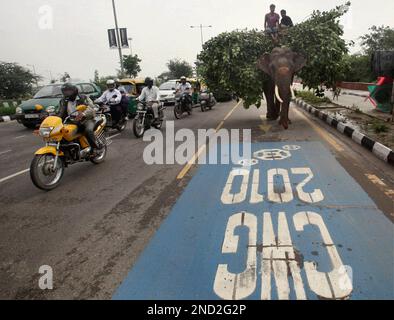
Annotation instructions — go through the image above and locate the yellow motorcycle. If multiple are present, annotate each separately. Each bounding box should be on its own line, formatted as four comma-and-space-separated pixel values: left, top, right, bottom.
30, 105, 108, 191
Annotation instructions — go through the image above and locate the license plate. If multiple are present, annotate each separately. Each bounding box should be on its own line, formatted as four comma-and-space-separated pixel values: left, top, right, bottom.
25, 114, 39, 119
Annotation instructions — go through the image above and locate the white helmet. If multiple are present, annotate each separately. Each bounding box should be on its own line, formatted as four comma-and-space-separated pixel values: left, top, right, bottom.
106, 79, 115, 85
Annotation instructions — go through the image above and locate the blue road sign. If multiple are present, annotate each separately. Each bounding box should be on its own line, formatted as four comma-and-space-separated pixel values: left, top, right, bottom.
113, 142, 394, 300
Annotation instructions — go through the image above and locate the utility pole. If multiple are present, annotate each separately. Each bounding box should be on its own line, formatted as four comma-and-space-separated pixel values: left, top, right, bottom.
128, 37, 133, 56
190, 24, 212, 49
27, 64, 38, 87
112, 0, 124, 76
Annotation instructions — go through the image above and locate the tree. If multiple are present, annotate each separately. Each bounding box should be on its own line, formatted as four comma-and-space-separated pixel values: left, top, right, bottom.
122, 54, 142, 78
167, 59, 194, 79
96, 75, 117, 91
361, 25, 394, 55
198, 2, 351, 108
342, 54, 374, 82
0, 62, 41, 99
60, 72, 71, 83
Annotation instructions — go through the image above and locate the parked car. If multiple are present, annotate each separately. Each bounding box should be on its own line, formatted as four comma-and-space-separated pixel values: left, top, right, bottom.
159, 81, 177, 105
15, 82, 101, 129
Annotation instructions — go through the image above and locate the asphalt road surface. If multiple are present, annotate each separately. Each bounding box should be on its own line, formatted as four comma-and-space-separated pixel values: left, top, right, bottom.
0, 100, 393, 300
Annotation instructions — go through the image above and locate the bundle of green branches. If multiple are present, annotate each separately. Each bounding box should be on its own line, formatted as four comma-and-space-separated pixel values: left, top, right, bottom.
198, 2, 351, 108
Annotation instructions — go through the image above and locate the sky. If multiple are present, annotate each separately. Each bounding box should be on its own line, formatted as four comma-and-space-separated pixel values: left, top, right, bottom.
0, 0, 393, 83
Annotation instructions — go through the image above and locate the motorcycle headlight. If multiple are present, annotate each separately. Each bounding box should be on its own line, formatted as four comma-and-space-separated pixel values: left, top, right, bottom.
46, 106, 56, 114
39, 127, 54, 138
16, 107, 23, 114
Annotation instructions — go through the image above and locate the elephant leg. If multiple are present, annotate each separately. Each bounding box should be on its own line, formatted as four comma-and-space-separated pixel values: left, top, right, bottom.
263, 80, 279, 120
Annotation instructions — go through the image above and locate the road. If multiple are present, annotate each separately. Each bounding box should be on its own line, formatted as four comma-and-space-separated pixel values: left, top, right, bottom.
0, 100, 393, 300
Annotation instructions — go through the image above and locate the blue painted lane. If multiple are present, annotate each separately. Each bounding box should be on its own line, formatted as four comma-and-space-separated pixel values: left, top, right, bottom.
113, 142, 394, 300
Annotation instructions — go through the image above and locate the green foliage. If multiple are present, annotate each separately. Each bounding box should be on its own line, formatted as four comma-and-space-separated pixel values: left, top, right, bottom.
370, 121, 389, 134
296, 91, 331, 105
342, 54, 374, 82
60, 72, 71, 83
0, 62, 41, 99
0, 105, 17, 116
361, 25, 394, 55
198, 3, 351, 108
123, 54, 142, 78
159, 59, 194, 82
95, 75, 117, 91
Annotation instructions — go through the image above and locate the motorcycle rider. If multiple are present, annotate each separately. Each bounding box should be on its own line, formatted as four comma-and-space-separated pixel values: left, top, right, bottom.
95, 79, 122, 126
57, 83, 100, 153
119, 87, 130, 119
138, 77, 161, 120
176, 76, 193, 106
115, 78, 126, 94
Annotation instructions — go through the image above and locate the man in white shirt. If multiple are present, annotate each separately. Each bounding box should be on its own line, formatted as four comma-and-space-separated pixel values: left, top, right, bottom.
138, 77, 161, 119
95, 79, 123, 124
176, 76, 192, 95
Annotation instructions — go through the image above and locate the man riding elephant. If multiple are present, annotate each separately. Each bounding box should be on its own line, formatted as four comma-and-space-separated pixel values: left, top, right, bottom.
257, 47, 307, 129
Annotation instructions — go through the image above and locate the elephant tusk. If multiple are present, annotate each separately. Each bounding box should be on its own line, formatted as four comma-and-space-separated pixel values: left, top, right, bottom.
290, 85, 296, 100
275, 85, 284, 104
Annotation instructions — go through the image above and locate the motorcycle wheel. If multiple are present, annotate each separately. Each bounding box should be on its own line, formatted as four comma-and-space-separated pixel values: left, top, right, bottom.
174, 104, 183, 119
90, 145, 107, 164
133, 117, 145, 138
201, 103, 206, 112
117, 118, 127, 132
187, 104, 193, 116
153, 120, 163, 130
30, 154, 64, 191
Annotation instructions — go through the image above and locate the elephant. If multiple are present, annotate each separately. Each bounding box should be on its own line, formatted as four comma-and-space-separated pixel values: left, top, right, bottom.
257, 47, 307, 129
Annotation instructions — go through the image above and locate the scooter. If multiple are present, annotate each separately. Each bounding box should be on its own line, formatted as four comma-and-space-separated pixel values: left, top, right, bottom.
200, 90, 217, 112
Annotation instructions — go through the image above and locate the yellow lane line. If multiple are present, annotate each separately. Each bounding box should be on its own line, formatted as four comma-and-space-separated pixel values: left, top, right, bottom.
365, 174, 394, 199
177, 100, 242, 180
293, 107, 345, 152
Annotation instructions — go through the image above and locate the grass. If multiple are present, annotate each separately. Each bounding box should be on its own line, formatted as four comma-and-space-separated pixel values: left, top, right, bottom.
370, 122, 389, 134
0, 106, 16, 116
296, 91, 331, 105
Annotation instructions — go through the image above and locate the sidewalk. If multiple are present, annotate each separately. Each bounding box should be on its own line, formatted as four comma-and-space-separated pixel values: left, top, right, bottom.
325, 89, 392, 122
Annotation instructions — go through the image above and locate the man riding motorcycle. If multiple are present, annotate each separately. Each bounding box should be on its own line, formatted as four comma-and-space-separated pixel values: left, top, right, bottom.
138, 77, 161, 120
94, 79, 122, 125
176, 76, 192, 100
57, 83, 100, 153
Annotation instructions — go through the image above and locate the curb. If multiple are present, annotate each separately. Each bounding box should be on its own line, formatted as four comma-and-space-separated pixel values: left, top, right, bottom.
294, 98, 394, 165
0, 115, 16, 123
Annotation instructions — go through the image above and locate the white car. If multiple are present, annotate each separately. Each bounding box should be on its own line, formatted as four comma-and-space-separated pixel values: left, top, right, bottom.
159, 81, 177, 105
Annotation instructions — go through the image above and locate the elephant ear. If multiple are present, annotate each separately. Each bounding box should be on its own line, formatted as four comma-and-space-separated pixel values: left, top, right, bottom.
257, 54, 272, 76
293, 53, 307, 73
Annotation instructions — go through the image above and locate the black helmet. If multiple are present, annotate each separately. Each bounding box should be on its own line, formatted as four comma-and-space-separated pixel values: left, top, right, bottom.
61, 83, 79, 101
145, 77, 154, 87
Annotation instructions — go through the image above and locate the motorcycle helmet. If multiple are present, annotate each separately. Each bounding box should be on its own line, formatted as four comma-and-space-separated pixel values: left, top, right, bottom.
107, 79, 116, 91
180, 76, 187, 84
144, 77, 154, 88
61, 83, 79, 102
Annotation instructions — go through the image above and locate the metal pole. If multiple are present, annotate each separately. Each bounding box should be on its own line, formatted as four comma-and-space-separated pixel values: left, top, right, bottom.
200, 24, 204, 48
112, 0, 124, 76
128, 38, 133, 56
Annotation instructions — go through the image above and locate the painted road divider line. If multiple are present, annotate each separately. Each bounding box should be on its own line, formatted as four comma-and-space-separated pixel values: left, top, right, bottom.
14, 135, 26, 140
0, 134, 122, 184
177, 101, 242, 180
0, 150, 12, 156
0, 169, 30, 184
293, 106, 345, 152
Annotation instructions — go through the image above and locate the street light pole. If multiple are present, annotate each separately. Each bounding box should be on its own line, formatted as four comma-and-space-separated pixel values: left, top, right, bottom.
190, 24, 212, 49
27, 64, 38, 87
112, 0, 124, 76
128, 37, 133, 56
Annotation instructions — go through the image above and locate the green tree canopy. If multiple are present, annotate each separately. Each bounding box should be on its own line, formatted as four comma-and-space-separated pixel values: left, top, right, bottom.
122, 54, 142, 78
198, 2, 352, 108
160, 59, 194, 81
0, 62, 41, 99
361, 25, 394, 55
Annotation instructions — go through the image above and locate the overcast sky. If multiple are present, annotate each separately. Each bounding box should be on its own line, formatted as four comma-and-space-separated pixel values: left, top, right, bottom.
0, 0, 393, 83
